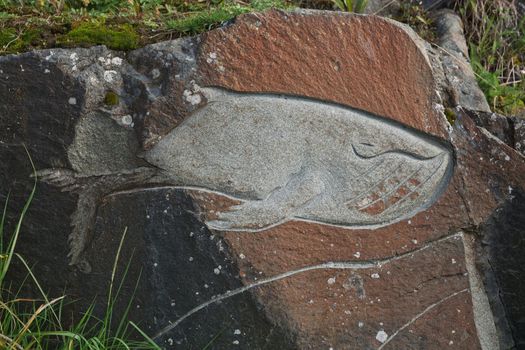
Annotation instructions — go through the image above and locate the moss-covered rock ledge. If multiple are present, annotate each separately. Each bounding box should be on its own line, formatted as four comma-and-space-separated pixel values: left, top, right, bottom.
0, 0, 292, 55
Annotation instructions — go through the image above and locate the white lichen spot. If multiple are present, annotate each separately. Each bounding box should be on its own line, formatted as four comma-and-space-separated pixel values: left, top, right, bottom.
239, 253, 245, 259
68, 97, 77, 105
353, 251, 361, 258
449, 340, 454, 345
206, 52, 218, 64
204, 284, 209, 288
70, 52, 78, 61
104, 70, 118, 83
151, 68, 161, 79
167, 338, 174, 346
327, 277, 336, 285
408, 220, 412, 225
234, 329, 241, 335
213, 267, 221, 275
232, 340, 239, 345
121, 115, 133, 126
111, 57, 123, 66
44, 69, 50, 74
170, 301, 176, 307
358, 321, 364, 328
371, 273, 380, 279
183, 89, 202, 105
451, 258, 457, 264
153, 262, 158, 267
412, 239, 418, 244
188, 257, 194, 262
505, 155, 510, 161
376, 330, 388, 343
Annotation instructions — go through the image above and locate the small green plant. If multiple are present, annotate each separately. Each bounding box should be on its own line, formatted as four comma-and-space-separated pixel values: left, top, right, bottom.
104, 91, 119, 106
0, 148, 160, 349
394, 2, 435, 42
444, 107, 457, 125
332, 0, 368, 13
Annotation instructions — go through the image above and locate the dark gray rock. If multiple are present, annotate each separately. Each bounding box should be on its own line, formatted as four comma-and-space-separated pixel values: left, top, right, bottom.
479, 189, 525, 349
77, 188, 296, 349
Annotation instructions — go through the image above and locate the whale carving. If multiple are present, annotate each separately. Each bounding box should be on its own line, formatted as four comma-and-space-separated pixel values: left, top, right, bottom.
37, 88, 453, 263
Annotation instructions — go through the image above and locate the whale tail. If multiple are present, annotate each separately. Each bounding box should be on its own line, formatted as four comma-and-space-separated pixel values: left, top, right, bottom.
35, 167, 164, 265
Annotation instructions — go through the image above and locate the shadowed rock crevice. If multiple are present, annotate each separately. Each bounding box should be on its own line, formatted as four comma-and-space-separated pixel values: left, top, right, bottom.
479, 188, 525, 349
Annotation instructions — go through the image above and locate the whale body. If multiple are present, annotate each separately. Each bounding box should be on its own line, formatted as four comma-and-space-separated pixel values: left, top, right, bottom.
145, 88, 453, 231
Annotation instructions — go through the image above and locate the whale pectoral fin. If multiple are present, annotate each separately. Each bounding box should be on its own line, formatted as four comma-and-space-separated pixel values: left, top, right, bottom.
206, 169, 326, 231
206, 201, 286, 231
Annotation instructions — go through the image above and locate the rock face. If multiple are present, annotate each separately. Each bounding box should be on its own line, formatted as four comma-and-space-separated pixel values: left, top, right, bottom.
1, 9, 524, 350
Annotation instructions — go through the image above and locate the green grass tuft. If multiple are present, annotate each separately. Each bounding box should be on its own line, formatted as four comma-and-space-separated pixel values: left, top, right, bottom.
165, 0, 289, 34
165, 5, 251, 34
0, 148, 160, 350
455, 0, 525, 115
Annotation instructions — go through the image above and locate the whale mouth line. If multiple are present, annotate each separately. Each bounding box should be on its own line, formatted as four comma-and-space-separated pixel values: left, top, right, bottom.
351, 143, 444, 161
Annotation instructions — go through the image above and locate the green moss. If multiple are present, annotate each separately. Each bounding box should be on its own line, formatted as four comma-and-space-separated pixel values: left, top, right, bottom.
0, 27, 42, 53
62, 22, 139, 50
444, 107, 457, 125
0, 28, 16, 47
104, 91, 119, 106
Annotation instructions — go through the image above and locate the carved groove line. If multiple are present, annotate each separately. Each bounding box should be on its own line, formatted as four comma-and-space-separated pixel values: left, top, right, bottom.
152, 232, 465, 340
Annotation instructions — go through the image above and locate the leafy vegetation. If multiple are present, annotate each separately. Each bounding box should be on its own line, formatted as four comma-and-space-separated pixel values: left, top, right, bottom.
455, 0, 525, 115
394, 2, 436, 42
0, 150, 159, 349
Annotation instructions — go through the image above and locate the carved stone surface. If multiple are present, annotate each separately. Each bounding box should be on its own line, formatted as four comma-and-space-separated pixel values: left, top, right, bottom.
1, 9, 525, 350
146, 88, 452, 231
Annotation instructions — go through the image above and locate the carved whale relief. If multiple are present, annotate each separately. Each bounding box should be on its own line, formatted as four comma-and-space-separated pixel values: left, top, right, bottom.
37, 88, 453, 263
146, 88, 453, 230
